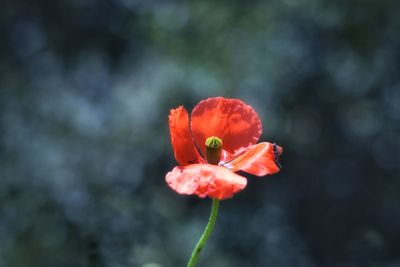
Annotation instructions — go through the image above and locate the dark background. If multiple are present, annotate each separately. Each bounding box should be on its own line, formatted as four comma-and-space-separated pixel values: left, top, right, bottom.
1, 1, 400, 266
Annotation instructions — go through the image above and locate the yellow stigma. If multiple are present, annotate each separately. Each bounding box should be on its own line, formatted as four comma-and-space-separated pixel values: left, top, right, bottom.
205, 136, 223, 165
205, 136, 223, 149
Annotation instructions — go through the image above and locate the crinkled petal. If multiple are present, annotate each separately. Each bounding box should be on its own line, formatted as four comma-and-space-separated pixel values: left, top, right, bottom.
191, 97, 262, 158
220, 149, 234, 164
225, 142, 282, 176
169, 106, 204, 166
165, 164, 247, 200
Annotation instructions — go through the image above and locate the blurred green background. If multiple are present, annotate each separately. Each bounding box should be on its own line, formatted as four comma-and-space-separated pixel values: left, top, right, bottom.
1, 0, 400, 266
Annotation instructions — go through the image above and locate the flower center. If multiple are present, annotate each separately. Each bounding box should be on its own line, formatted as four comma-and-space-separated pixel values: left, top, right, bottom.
205, 136, 223, 165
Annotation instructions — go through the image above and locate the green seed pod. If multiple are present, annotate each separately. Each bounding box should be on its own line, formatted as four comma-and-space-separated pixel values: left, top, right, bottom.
205, 136, 223, 165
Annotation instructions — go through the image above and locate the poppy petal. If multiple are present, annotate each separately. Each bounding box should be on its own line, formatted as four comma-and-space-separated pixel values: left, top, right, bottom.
225, 142, 282, 176
191, 97, 262, 158
169, 106, 204, 166
165, 164, 247, 200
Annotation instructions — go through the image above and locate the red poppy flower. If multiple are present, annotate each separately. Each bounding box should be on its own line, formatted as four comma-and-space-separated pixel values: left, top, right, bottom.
166, 97, 282, 200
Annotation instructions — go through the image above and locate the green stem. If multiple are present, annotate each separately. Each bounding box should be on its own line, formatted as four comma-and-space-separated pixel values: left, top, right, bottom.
187, 198, 220, 267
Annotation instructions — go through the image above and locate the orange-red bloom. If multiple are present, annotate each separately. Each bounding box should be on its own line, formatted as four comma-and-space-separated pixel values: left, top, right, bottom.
166, 97, 282, 200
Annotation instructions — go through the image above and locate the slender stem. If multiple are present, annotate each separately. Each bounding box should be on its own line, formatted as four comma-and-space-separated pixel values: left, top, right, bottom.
187, 198, 220, 267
